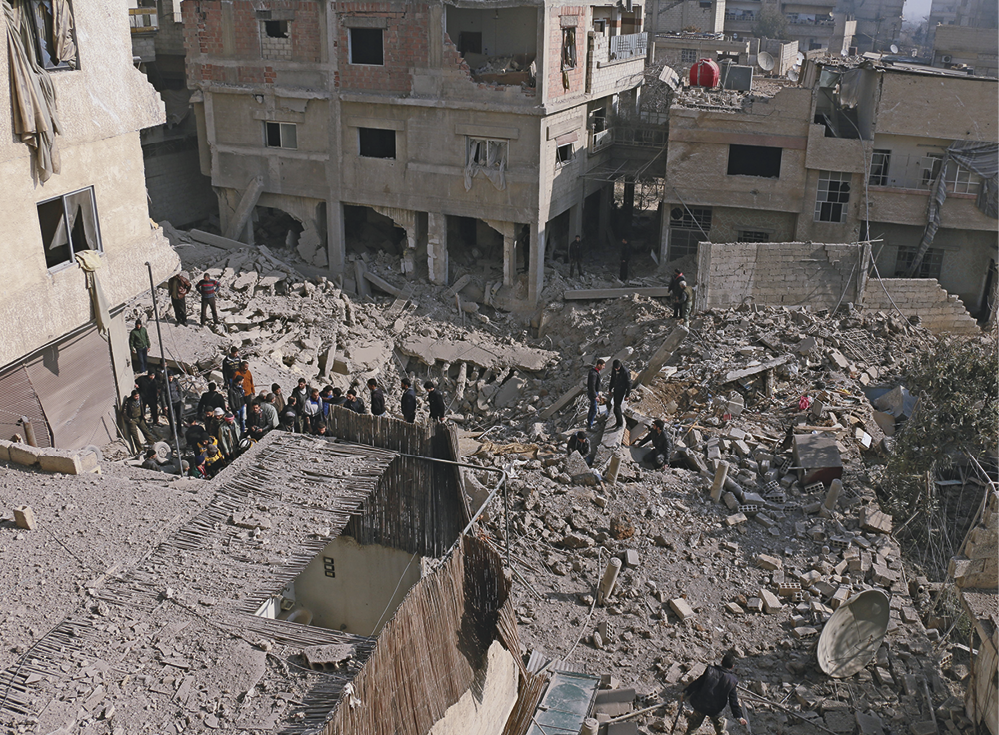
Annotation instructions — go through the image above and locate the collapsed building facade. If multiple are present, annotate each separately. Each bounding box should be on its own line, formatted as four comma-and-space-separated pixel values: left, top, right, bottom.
184, 0, 656, 308
661, 58, 998, 327
0, 0, 180, 449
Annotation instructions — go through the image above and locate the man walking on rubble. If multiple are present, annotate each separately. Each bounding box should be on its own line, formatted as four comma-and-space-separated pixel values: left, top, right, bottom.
569, 235, 584, 277
129, 320, 150, 374
367, 378, 386, 417
635, 418, 673, 469
136, 368, 160, 426
196, 272, 221, 326
607, 359, 631, 430
123, 389, 153, 451
682, 652, 748, 734
678, 280, 694, 326
168, 272, 191, 325
567, 431, 592, 466
401, 378, 417, 422
586, 359, 605, 430
669, 269, 685, 319
425, 381, 446, 422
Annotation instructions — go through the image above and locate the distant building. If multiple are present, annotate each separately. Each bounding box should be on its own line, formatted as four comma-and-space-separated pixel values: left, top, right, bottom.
661, 59, 998, 325
927, 0, 998, 50
931, 25, 999, 77
837, 0, 902, 53
0, 0, 180, 449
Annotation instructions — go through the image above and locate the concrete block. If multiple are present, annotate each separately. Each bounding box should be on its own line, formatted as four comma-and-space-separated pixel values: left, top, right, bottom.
621, 549, 640, 568
9, 443, 42, 467
38, 450, 98, 475
725, 512, 748, 526
909, 723, 936, 735
760, 589, 783, 613
14, 505, 36, 530
0, 439, 11, 462
669, 598, 695, 622
757, 554, 782, 571
859, 507, 893, 535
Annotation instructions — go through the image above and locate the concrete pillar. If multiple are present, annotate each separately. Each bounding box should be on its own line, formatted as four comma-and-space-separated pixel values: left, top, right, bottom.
658, 201, 670, 269
528, 220, 546, 306
622, 179, 635, 237
326, 201, 346, 276
598, 556, 622, 605
710, 461, 730, 503
824, 478, 843, 511
598, 184, 611, 245
855, 240, 872, 305
570, 199, 583, 240
503, 232, 516, 287
428, 212, 448, 286
581, 719, 599, 735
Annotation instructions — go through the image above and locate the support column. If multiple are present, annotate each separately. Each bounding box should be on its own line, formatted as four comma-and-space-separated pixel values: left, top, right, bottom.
622, 178, 635, 238
428, 212, 448, 286
598, 185, 611, 245
855, 240, 872, 306
569, 199, 584, 240
326, 201, 346, 276
659, 202, 671, 267
528, 220, 546, 306
503, 233, 516, 287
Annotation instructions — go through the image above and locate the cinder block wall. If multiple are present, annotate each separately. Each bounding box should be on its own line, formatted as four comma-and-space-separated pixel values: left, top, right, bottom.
863, 279, 981, 335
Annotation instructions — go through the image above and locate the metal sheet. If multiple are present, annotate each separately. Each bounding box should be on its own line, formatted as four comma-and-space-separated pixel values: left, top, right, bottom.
0, 364, 52, 447
25, 325, 118, 449
527, 671, 601, 735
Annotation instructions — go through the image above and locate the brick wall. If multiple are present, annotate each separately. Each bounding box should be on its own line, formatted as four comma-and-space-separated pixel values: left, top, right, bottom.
335, 2, 430, 92
547, 7, 586, 100
697, 241, 982, 335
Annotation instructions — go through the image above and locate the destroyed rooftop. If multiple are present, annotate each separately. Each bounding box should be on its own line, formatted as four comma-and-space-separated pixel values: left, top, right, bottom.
0, 433, 410, 734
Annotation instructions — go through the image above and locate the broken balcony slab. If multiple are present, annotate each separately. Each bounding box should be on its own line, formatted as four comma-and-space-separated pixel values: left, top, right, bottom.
397, 335, 556, 372
563, 287, 673, 301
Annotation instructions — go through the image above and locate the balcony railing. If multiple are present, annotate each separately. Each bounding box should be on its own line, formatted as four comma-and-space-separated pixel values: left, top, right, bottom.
609, 32, 648, 62
129, 7, 159, 34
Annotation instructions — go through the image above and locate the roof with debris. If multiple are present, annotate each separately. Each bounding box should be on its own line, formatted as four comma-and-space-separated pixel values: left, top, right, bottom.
0, 433, 403, 733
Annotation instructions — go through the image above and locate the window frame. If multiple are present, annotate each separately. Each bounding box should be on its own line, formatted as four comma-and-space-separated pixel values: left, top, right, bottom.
737, 230, 770, 243
263, 19, 289, 38
466, 137, 508, 169
264, 121, 298, 150
37, 186, 103, 273
680, 48, 698, 65
349, 27, 384, 66
895, 246, 944, 279
869, 149, 891, 186
358, 127, 397, 159
814, 170, 851, 223
668, 206, 712, 260
28, 0, 78, 71
555, 142, 575, 167
561, 28, 577, 70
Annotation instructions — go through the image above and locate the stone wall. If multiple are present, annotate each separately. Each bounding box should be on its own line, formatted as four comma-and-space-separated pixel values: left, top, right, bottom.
862, 279, 981, 335
950, 489, 998, 589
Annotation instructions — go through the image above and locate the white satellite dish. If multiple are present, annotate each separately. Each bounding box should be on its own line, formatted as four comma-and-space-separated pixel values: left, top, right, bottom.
795, 51, 805, 65
817, 590, 890, 678
758, 51, 775, 71
787, 67, 799, 82
890, 43, 899, 54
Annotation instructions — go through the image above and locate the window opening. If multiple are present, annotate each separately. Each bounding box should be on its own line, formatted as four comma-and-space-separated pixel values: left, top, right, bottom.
869, 149, 891, 186
681, 48, 698, 64
561, 28, 577, 70
264, 20, 288, 38
556, 143, 574, 166
895, 246, 943, 279
727, 144, 782, 178
27, 0, 78, 70
37, 187, 102, 270
458, 31, 481, 54
668, 206, 712, 259
947, 164, 979, 194
737, 230, 770, 242
264, 122, 297, 149
350, 27, 384, 65
920, 154, 942, 189
359, 127, 396, 159
814, 171, 850, 223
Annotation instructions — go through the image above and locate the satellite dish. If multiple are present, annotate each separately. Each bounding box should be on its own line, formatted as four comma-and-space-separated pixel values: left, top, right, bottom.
890, 43, 899, 54
758, 51, 775, 71
795, 51, 805, 65
817, 590, 890, 678
787, 67, 800, 82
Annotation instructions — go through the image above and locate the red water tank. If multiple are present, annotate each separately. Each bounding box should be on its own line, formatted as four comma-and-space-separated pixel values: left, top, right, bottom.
689, 59, 721, 88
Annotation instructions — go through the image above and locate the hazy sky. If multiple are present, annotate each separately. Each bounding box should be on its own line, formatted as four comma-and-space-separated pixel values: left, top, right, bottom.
904, 0, 933, 22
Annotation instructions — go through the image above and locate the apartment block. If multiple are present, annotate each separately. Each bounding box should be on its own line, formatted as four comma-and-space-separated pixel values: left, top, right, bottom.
0, 0, 180, 449
184, 0, 652, 308
661, 58, 998, 324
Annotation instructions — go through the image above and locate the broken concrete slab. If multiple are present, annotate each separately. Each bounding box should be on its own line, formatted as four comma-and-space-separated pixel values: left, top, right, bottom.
635, 327, 688, 387
722, 355, 793, 384
398, 335, 555, 373
564, 287, 673, 300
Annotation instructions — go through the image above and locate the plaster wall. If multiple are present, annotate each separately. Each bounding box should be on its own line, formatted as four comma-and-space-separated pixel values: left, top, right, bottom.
542, 105, 589, 220
654, 0, 725, 33
653, 38, 747, 70
291, 536, 423, 637
445, 6, 539, 57
427, 640, 519, 735
589, 35, 647, 99
874, 73, 998, 142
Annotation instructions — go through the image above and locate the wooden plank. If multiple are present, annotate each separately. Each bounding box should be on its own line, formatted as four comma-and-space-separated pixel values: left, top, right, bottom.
722, 355, 793, 383
224, 175, 265, 241
564, 287, 672, 300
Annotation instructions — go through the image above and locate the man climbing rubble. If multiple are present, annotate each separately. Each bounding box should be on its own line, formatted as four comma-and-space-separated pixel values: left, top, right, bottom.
566, 431, 592, 467
586, 359, 605, 430
669, 268, 685, 318
568, 235, 584, 277
634, 418, 673, 469
682, 652, 747, 734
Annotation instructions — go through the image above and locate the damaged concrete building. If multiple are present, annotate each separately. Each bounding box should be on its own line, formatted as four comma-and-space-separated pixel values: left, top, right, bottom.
183, 0, 654, 308
662, 57, 998, 328
0, 0, 180, 449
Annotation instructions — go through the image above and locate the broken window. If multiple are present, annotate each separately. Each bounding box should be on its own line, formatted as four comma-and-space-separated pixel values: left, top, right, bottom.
814, 171, 851, 223
359, 127, 396, 159
591, 108, 607, 134
727, 144, 782, 178
561, 28, 577, 70
946, 164, 980, 194
37, 186, 102, 270
556, 143, 574, 167
681, 48, 698, 64
668, 206, 712, 259
458, 31, 481, 54
920, 155, 943, 189
869, 149, 891, 186
895, 246, 943, 279
737, 230, 770, 242
349, 28, 383, 65
20, 0, 78, 70
264, 121, 297, 149
464, 138, 508, 190
264, 20, 289, 38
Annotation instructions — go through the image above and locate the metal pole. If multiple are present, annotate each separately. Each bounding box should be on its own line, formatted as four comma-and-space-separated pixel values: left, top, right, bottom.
145, 263, 183, 473
504, 472, 511, 567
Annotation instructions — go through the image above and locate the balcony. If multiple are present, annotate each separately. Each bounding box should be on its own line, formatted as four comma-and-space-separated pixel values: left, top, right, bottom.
609, 32, 648, 62
129, 7, 159, 35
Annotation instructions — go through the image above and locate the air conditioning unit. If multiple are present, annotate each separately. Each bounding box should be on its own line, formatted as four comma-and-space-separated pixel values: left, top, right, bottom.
941, 54, 953, 63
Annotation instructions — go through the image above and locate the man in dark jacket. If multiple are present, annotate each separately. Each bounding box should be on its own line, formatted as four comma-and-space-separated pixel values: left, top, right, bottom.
168, 273, 191, 325
129, 320, 151, 374
635, 419, 673, 469
669, 269, 685, 318
136, 368, 160, 425
367, 378, 386, 416
345, 388, 365, 414
607, 359, 631, 430
586, 359, 605, 430
228, 375, 246, 432
197, 382, 226, 417
222, 347, 241, 386
568, 235, 583, 277
619, 238, 631, 281
566, 431, 592, 466
401, 378, 417, 422
425, 381, 446, 422
683, 653, 747, 734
